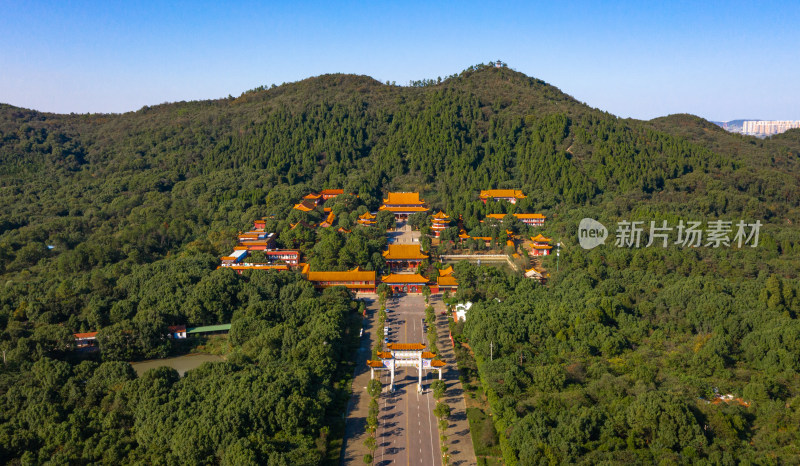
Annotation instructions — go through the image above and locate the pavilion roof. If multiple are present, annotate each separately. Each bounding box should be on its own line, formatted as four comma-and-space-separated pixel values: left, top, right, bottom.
382, 244, 429, 260
531, 234, 552, 243
382, 192, 426, 206
438, 265, 454, 276
303, 193, 322, 200
380, 273, 429, 284
421, 352, 437, 359
377, 351, 393, 359
480, 189, 526, 199
431, 360, 447, 367
320, 211, 336, 227
432, 211, 450, 219
367, 360, 384, 368
437, 276, 458, 287
293, 200, 317, 212
359, 211, 376, 219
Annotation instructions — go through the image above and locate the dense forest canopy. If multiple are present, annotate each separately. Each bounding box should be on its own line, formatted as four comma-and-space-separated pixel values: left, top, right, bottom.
0, 63, 799, 463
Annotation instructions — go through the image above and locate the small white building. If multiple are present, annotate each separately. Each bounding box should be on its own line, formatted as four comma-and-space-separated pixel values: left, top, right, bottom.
454, 302, 472, 322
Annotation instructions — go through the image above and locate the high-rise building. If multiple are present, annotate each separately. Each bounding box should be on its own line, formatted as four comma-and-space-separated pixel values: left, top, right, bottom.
741, 120, 800, 136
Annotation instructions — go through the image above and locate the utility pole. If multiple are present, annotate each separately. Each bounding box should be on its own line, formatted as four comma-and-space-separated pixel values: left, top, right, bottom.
556, 242, 561, 272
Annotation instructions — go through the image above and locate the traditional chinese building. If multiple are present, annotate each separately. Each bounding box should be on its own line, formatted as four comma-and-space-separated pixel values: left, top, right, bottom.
524, 266, 546, 283
319, 211, 336, 228
431, 211, 451, 236
293, 200, 317, 212
380, 273, 429, 293
237, 232, 277, 250
436, 265, 458, 293
303, 265, 377, 293
484, 213, 546, 226
480, 189, 526, 204
253, 218, 266, 230
382, 244, 428, 271
302, 193, 322, 205
379, 192, 428, 220
320, 189, 344, 200
357, 211, 377, 226
530, 234, 553, 256
366, 342, 446, 392
74, 332, 98, 349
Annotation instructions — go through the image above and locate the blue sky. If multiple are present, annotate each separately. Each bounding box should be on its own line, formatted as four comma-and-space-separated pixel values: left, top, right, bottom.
1, 1, 798, 120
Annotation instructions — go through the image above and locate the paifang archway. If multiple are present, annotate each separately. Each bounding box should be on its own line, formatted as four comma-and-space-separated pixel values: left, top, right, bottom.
367, 343, 446, 392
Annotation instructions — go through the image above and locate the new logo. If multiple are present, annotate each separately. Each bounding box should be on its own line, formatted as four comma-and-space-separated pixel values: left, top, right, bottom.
579, 218, 607, 249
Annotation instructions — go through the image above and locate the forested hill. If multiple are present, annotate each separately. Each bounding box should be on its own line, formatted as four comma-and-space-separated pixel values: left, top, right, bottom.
1, 63, 800, 463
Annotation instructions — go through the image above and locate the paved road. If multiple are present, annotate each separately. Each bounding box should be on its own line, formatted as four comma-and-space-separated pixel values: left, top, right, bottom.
375, 294, 442, 466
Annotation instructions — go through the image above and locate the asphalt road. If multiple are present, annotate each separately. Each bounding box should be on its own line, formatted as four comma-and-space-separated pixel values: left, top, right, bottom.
375, 294, 442, 466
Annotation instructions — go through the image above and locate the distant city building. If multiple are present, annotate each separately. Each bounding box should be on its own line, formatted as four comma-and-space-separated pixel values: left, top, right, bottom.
741, 120, 800, 137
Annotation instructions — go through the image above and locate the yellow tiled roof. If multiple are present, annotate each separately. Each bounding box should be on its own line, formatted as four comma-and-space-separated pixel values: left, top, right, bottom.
379, 206, 428, 213
387, 343, 426, 350
382, 192, 425, 205
380, 273, 429, 284
438, 265, 454, 276
382, 244, 429, 260
531, 234, 552, 242
306, 267, 376, 282
480, 189, 526, 199
437, 276, 458, 287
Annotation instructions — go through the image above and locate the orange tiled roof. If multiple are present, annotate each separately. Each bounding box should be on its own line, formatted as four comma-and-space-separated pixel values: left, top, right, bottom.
531, 234, 551, 242
437, 276, 458, 287
421, 352, 437, 359
382, 244, 429, 260
74, 332, 98, 339
431, 360, 447, 367
480, 189, 526, 199
387, 343, 426, 350
377, 351, 393, 359
320, 189, 344, 196
382, 192, 426, 206
381, 273, 428, 284
359, 211, 376, 219
515, 213, 546, 219
320, 211, 336, 226
438, 265, 454, 276
303, 193, 322, 200
293, 200, 316, 212
337, 227, 351, 233
378, 206, 428, 213
367, 360, 384, 368
432, 211, 449, 219
306, 267, 376, 283
531, 244, 553, 250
